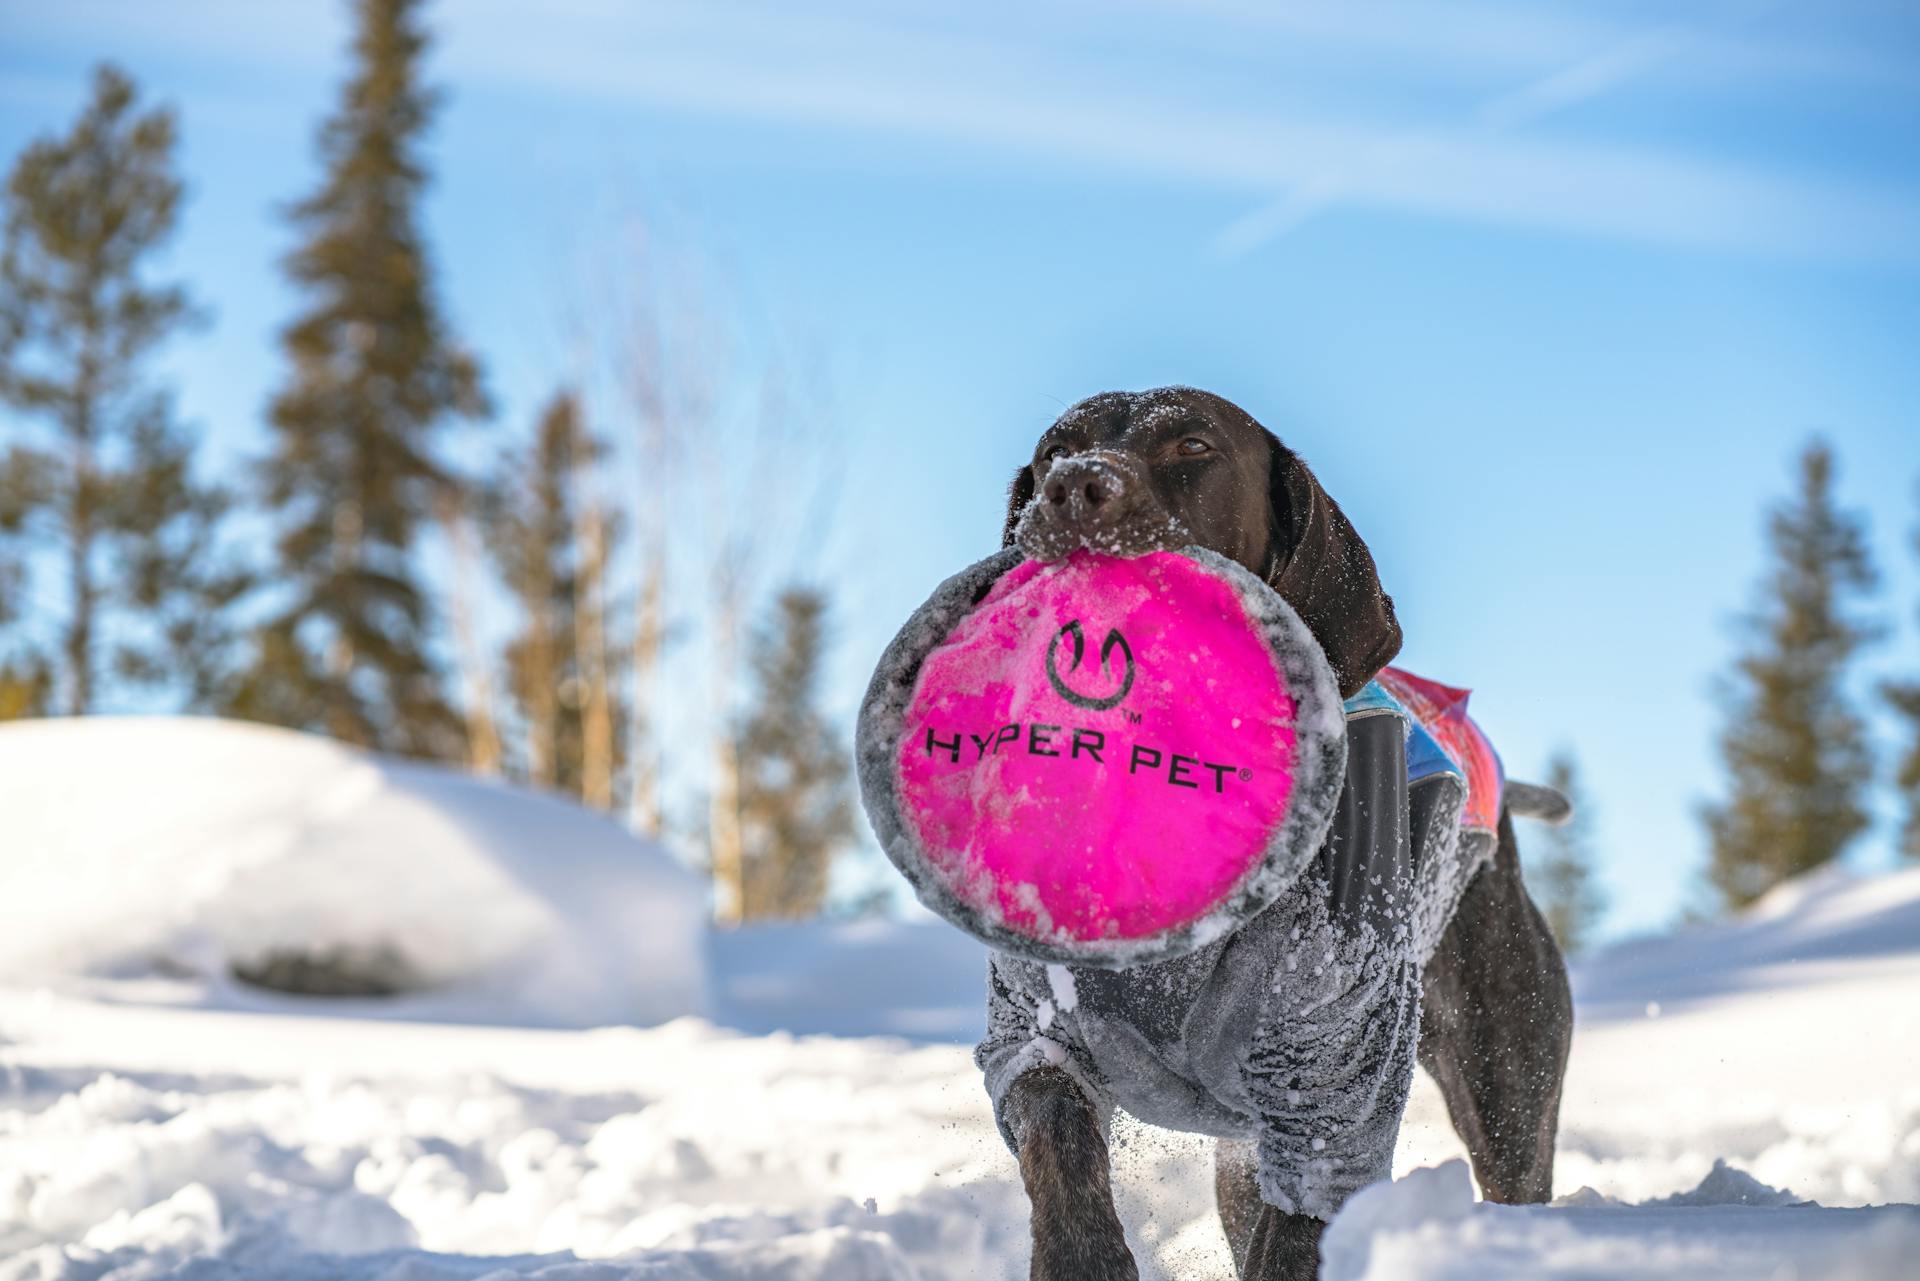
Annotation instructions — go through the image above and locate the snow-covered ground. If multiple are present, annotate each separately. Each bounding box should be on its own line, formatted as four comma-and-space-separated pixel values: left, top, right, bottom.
2, 719, 1915, 1278
0, 718, 706, 1028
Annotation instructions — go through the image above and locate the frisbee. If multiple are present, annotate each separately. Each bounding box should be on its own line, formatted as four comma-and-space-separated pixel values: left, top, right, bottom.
856, 546, 1347, 968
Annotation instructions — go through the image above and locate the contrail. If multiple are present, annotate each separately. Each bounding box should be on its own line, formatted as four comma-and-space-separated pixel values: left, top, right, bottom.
1211, 5, 1779, 258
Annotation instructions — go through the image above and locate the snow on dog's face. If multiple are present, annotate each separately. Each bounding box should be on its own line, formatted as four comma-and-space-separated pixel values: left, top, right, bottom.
857, 546, 1347, 968
1007, 388, 1275, 568
1003, 387, 1403, 701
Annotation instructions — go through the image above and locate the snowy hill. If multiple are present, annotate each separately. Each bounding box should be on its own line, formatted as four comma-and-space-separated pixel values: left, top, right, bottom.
1, 718, 1915, 1278
0, 717, 707, 1027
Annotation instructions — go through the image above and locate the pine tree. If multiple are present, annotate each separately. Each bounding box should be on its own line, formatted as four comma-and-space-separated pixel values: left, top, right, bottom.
1886, 488, 1920, 862
486, 390, 626, 803
111, 414, 252, 708
1523, 750, 1606, 955
1703, 439, 1879, 909
234, 0, 486, 757
1891, 690, 1920, 861
0, 64, 242, 715
733, 587, 856, 921
0, 444, 44, 678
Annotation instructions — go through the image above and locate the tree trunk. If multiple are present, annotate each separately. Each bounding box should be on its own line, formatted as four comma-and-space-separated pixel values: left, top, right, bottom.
63, 361, 98, 716
628, 560, 664, 835
710, 729, 745, 923
444, 495, 501, 775
708, 569, 744, 924
326, 498, 364, 745
64, 463, 94, 715
526, 594, 558, 788
575, 504, 614, 811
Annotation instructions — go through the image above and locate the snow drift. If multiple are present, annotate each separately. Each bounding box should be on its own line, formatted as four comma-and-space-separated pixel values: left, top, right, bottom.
0, 717, 706, 1026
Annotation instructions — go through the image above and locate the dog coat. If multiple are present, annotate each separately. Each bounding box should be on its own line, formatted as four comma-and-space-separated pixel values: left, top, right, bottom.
857, 549, 1505, 1217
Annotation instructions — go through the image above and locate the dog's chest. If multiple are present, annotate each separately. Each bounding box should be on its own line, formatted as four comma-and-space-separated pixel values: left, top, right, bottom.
1028, 888, 1355, 1138
1068, 937, 1230, 1047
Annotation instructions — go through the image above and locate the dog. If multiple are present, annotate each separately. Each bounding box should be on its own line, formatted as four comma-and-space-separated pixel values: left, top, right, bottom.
983, 387, 1573, 1281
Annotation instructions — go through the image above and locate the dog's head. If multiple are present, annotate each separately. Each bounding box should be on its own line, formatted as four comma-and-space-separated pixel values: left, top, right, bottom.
1003, 386, 1401, 699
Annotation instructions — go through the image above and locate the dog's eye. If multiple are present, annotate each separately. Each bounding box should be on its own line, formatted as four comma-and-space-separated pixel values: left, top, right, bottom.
1042, 445, 1069, 463
1177, 437, 1212, 457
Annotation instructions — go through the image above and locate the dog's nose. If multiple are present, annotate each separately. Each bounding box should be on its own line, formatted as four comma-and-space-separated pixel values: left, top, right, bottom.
1044, 464, 1117, 512
1042, 456, 1128, 515
1018, 451, 1168, 559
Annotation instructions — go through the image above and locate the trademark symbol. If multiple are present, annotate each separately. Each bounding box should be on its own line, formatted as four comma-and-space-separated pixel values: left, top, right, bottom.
1238, 768, 1253, 781
1124, 710, 1143, 725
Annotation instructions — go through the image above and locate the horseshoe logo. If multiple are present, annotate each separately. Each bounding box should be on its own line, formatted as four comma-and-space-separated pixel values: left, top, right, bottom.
1045, 620, 1136, 711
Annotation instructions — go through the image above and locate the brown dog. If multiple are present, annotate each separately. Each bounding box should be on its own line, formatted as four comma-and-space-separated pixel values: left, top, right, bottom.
994, 388, 1572, 1280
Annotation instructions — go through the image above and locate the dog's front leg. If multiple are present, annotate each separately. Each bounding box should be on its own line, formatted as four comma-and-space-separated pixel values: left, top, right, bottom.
1005, 1065, 1138, 1281
1240, 1204, 1325, 1281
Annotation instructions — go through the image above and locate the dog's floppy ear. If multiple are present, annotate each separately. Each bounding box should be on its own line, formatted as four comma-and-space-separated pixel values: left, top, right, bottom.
1001, 465, 1036, 549
1265, 433, 1402, 699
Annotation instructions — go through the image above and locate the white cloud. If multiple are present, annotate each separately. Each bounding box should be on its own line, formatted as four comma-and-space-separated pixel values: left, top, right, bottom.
436, 0, 1919, 265
1207, 0, 1920, 261
13, 0, 1917, 265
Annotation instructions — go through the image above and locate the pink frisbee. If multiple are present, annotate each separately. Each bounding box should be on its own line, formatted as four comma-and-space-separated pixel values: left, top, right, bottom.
857, 547, 1347, 968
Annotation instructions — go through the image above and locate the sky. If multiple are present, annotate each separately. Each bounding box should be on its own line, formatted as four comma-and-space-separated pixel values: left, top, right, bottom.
2, 0, 1917, 938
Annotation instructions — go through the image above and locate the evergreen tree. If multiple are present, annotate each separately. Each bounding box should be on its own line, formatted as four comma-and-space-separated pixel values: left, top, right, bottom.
1703, 439, 1879, 909
0, 445, 43, 678
0, 64, 242, 715
1523, 750, 1606, 955
1886, 489, 1920, 862
733, 587, 856, 921
111, 414, 252, 708
1891, 691, 1920, 862
235, 0, 486, 757
485, 390, 626, 802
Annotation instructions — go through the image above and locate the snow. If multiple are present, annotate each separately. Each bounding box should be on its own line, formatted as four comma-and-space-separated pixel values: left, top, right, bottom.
1320, 1160, 1919, 1281
707, 917, 983, 1041
2, 716, 1916, 1278
0, 995, 1023, 1280
1043, 963, 1077, 1013
0, 717, 707, 1028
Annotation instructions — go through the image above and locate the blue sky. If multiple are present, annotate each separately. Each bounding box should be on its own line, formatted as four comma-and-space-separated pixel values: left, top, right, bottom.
3, 0, 1917, 937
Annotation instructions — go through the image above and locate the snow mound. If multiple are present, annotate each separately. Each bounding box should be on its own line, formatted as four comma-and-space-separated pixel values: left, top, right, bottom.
1320, 1160, 1477, 1280
0, 717, 706, 1026
1320, 1160, 1920, 1275
1321, 1160, 1917, 1281
1650, 1158, 1804, 1208
1572, 862, 1920, 1019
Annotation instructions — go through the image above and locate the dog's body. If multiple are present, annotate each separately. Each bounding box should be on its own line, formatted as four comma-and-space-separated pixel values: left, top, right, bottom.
989, 388, 1573, 1280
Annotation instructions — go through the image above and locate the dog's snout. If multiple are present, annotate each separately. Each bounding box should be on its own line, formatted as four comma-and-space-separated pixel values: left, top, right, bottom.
1044, 467, 1116, 511
1017, 452, 1171, 560
1042, 456, 1126, 512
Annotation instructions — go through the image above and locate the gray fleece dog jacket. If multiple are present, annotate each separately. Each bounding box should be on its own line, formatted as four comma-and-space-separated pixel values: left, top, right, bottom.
977, 697, 1468, 1219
